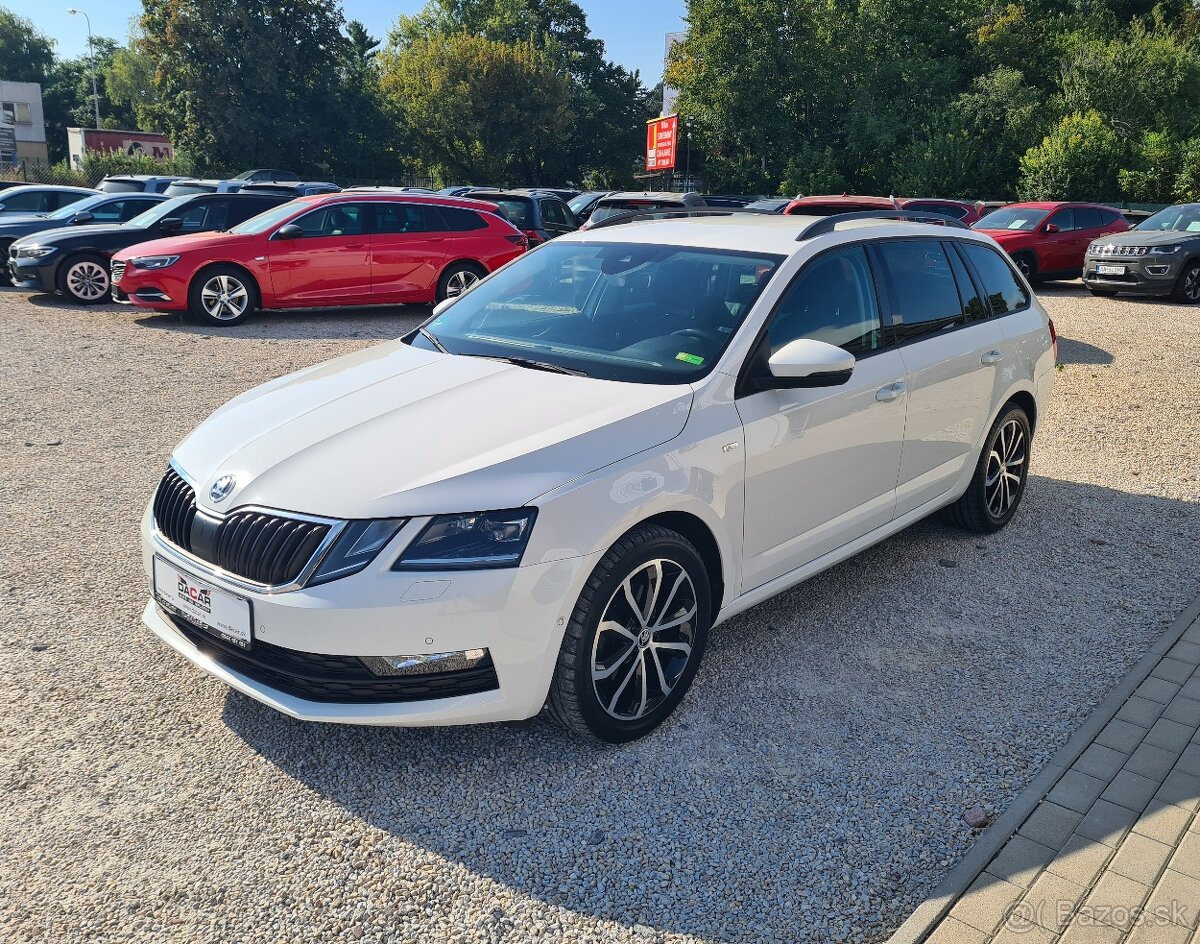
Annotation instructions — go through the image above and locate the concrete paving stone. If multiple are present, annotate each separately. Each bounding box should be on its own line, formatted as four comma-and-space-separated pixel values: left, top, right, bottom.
1139, 678, 1184, 707
1169, 831, 1200, 881
1180, 675, 1200, 702
1075, 743, 1132, 781
1109, 831, 1175, 885
987, 834, 1059, 889
1145, 869, 1200, 929
1168, 641, 1200, 666
1077, 799, 1141, 847
1182, 622, 1200, 646
1156, 658, 1200, 686
1048, 768, 1110, 814
924, 915, 991, 944
1022, 870, 1088, 933
1060, 921, 1122, 944
1046, 832, 1116, 887
1127, 921, 1192, 944
1175, 745, 1200, 778
1097, 717, 1151, 754
1119, 695, 1169, 727
1127, 742, 1184, 781
1080, 870, 1152, 930
1101, 769, 1160, 813
1163, 697, 1200, 728
1133, 799, 1194, 846
993, 922, 1058, 944
1019, 802, 1085, 852
1148, 717, 1198, 753
948, 873, 1026, 935
1156, 769, 1200, 813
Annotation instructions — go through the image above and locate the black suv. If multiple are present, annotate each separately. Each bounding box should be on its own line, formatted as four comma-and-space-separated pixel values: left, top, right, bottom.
8, 192, 291, 304
468, 189, 578, 245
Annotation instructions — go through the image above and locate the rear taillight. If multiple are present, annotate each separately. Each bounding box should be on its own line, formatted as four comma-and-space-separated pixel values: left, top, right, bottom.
523, 230, 542, 245
504, 233, 528, 249
1048, 318, 1058, 362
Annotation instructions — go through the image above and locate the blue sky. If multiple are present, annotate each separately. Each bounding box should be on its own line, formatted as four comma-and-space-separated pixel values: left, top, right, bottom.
6, 0, 686, 84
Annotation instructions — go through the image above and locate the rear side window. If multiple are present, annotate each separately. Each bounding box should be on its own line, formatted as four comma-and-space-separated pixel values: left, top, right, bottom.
438, 206, 488, 231
960, 243, 1031, 315
1074, 207, 1102, 230
944, 242, 988, 321
767, 246, 882, 356
875, 240, 967, 341
375, 203, 443, 234
177, 202, 219, 233
1101, 209, 1124, 225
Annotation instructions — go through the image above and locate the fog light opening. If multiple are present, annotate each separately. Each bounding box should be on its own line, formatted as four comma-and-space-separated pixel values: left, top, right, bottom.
1145, 264, 1169, 276
361, 648, 489, 676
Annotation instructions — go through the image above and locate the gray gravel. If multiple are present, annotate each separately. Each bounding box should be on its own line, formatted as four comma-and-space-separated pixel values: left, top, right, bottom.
1, 284, 1198, 944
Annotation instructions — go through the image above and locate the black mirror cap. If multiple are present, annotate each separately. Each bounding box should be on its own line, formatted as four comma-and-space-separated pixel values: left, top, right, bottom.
158, 217, 183, 234
274, 223, 303, 240
752, 367, 854, 391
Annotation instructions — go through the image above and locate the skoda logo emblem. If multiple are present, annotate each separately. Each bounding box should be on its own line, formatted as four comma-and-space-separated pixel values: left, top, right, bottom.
209, 474, 236, 503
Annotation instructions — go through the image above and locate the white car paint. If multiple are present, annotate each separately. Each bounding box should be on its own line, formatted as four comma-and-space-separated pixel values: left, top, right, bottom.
141, 215, 1055, 729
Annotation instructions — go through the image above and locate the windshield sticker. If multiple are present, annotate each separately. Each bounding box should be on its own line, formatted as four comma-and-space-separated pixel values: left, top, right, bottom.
675, 352, 704, 366
1007, 219, 1031, 229
1188, 223, 1200, 232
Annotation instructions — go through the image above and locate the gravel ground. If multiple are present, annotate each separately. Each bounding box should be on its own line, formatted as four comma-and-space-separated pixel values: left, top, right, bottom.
1, 283, 1198, 944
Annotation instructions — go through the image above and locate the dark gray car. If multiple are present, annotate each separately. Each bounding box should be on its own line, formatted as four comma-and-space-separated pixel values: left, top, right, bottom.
1083, 203, 1200, 302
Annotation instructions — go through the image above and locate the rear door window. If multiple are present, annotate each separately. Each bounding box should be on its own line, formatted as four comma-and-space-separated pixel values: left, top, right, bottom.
176, 201, 222, 233
875, 240, 969, 342
945, 241, 988, 320
959, 242, 1031, 315
1073, 207, 1102, 231
375, 203, 443, 234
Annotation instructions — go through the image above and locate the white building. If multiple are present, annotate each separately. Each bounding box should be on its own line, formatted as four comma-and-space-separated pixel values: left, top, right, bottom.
0, 81, 49, 164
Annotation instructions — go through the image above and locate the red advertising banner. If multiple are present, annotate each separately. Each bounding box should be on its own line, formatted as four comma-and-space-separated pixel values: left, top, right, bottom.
646, 115, 678, 171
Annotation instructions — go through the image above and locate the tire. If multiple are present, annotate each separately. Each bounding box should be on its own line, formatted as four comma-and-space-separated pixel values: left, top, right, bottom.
1087, 286, 1118, 297
1012, 252, 1037, 283
1172, 260, 1200, 304
947, 404, 1033, 534
436, 261, 486, 302
0, 241, 14, 286
56, 253, 112, 305
547, 523, 712, 743
187, 265, 259, 327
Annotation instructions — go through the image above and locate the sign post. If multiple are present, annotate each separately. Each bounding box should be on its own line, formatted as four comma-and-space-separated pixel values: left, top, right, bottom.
646, 115, 679, 173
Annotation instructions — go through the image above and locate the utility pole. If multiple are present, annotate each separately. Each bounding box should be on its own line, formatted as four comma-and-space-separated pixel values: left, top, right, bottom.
684, 123, 692, 191
67, 8, 101, 129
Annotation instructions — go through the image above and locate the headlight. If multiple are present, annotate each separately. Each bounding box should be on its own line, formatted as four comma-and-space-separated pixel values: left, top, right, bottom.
308, 519, 405, 586
393, 509, 537, 571
130, 254, 180, 270
15, 245, 55, 259
1149, 245, 1180, 255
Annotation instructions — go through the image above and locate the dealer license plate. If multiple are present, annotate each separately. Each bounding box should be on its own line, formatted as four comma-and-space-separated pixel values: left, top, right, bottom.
153, 556, 252, 649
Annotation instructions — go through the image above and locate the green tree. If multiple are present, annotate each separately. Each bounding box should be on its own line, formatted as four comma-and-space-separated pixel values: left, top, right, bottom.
0, 7, 55, 83
105, 40, 160, 130
1018, 111, 1127, 200
1118, 130, 1181, 202
1175, 138, 1200, 201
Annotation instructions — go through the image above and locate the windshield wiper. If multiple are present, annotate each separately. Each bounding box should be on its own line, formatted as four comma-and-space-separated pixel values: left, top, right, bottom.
418, 326, 449, 353
472, 354, 588, 377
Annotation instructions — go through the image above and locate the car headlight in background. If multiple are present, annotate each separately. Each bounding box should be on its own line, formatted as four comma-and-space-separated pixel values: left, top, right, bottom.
130, 254, 180, 269
393, 509, 537, 570
308, 519, 405, 586
15, 245, 55, 259
1149, 245, 1181, 255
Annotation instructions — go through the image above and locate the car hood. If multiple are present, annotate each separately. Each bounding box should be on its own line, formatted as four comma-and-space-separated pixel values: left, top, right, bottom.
0, 214, 51, 234
174, 340, 694, 520
112, 230, 253, 260
974, 228, 1034, 242
12, 223, 145, 247
1092, 229, 1199, 247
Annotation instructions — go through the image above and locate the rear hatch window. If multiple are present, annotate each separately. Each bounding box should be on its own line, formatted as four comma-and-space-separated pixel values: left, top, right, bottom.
486, 197, 535, 229
98, 178, 144, 193
589, 199, 686, 224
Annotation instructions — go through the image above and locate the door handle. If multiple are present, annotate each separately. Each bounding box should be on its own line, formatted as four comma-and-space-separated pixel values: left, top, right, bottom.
981, 350, 1005, 365
875, 382, 906, 402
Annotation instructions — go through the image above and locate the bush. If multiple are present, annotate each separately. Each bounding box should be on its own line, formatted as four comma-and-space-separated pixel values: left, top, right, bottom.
1, 151, 219, 188
1018, 111, 1126, 201
1177, 139, 1200, 202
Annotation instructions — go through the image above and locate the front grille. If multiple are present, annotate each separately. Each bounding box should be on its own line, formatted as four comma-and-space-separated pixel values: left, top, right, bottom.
1095, 245, 1148, 257
166, 612, 500, 703
110, 260, 126, 284
152, 468, 331, 587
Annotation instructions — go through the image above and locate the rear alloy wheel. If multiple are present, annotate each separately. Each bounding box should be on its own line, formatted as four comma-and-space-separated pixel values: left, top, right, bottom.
1173, 261, 1200, 303
436, 262, 485, 302
188, 266, 258, 327
947, 405, 1032, 533
1012, 252, 1036, 282
58, 254, 111, 304
548, 524, 711, 742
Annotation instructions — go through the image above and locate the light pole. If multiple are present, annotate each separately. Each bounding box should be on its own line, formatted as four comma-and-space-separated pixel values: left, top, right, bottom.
67, 8, 101, 129
684, 123, 692, 191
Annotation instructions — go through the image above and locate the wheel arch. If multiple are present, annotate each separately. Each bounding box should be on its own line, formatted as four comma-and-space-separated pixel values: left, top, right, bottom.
616, 510, 725, 617
1005, 389, 1038, 435
191, 260, 262, 301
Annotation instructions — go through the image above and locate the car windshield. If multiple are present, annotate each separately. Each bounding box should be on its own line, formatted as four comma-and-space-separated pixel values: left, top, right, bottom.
46, 193, 114, 220
413, 241, 783, 384
126, 196, 194, 228
973, 207, 1048, 231
589, 200, 686, 224
229, 200, 301, 234
1136, 205, 1200, 232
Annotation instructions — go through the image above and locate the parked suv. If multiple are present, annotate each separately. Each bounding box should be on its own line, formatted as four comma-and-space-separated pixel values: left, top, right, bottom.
8, 192, 291, 304
972, 202, 1128, 281
582, 191, 708, 229
97, 175, 182, 194
112, 193, 527, 325
0, 184, 95, 216
139, 210, 1053, 741
468, 190, 578, 245
163, 179, 247, 197
1082, 203, 1200, 302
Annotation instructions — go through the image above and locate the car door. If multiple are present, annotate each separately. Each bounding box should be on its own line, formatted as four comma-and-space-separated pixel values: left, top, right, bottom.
957, 239, 1039, 371
735, 244, 907, 590
1066, 206, 1104, 271
267, 202, 371, 305
369, 202, 449, 301
873, 239, 1007, 517
1041, 207, 1076, 273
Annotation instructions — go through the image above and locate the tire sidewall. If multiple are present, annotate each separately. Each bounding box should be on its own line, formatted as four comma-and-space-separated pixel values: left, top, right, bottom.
1175, 261, 1200, 304
57, 253, 110, 305
1013, 252, 1036, 282
977, 406, 1032, 529
188, 266, 258, 326
436, 262, 484, 302
570, 534, 712, 743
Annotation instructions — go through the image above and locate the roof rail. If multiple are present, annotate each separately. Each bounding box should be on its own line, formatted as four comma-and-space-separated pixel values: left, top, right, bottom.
587, 207, 774, 230
795, 210, 970, 241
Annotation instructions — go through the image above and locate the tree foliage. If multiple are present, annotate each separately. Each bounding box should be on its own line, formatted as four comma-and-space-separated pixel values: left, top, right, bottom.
0, 8, 54, 83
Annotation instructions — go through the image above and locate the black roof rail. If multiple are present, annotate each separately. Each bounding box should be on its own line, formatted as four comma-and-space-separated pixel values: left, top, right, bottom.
795, 210, 970, 241
587, 207, 772, 230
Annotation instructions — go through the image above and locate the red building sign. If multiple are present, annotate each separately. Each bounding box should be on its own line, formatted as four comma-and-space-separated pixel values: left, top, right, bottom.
646, 115, 678, 171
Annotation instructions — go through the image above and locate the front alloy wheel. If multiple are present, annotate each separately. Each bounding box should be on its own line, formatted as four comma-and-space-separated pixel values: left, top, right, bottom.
187, 265, 259, 326
1174, 261, 1200, 303
63, 258, 110, 304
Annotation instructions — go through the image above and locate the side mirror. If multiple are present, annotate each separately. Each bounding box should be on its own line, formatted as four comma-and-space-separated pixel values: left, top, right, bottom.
759, 338, 855, 389
274, 223, 303, 240
158, 217, 183, 235
431, 298, 454, 318
1043, 223, 1060, 233
71, 210, 94, 225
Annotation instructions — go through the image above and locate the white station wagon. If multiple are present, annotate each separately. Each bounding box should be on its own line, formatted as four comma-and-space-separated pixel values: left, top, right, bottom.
142, 210, 1055, 742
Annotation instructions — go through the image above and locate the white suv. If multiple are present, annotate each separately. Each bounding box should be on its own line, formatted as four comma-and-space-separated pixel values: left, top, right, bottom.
141, 211, 1055, 742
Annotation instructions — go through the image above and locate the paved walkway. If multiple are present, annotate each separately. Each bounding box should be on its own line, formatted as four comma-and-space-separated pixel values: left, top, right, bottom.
898, 602, 1200, 944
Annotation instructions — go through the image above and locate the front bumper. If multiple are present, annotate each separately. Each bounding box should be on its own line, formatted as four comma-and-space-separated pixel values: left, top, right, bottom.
7, 254, 57, 292
141, 511, 598, 726
114, 261, 188, 310
1083, 253, 1180, 295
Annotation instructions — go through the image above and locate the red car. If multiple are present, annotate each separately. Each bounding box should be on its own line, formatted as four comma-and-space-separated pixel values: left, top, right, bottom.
111, 193, 527, 326
971, 201, 1128, 281
784, 194, 986, 226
